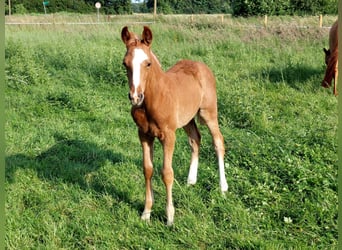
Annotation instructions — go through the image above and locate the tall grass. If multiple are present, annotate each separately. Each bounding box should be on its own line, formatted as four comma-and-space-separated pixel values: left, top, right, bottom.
5, 15, 337, 249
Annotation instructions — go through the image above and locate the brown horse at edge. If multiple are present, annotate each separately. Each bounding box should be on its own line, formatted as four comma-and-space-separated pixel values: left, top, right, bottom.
121, 26, 228, 225
322, 20, 338, 96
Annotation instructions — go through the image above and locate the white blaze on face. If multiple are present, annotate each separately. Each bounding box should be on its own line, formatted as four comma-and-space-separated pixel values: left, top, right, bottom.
132, 48, 148, 98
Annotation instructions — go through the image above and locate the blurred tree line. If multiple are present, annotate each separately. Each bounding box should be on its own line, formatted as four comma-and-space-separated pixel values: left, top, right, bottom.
5, 0, 338, 16
5, 0, 132, 14
230, 0, 337, 16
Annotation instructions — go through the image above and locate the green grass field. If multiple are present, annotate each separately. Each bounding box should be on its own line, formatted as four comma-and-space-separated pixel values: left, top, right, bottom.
5, 14, 337, 249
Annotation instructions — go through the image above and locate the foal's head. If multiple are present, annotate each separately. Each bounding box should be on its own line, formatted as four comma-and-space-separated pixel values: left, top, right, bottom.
121, 26, 154, 107
323, 48, 331, 65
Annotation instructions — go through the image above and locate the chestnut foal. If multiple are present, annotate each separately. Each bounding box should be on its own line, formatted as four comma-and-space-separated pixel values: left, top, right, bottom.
322, 20, 338, 96
121, 26, 228, 225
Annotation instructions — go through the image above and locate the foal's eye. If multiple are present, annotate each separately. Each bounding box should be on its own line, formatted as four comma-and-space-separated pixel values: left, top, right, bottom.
146, 62, 151, 67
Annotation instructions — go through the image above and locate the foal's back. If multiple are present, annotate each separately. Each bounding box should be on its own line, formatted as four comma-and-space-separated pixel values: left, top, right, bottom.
166, 60, 217, 105
165, 59, 218, 126
329, 20, 338, 52
167, 59, 216, 89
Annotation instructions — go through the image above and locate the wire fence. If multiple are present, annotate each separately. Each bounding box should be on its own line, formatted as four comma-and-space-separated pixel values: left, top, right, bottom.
5, 13, 336, 29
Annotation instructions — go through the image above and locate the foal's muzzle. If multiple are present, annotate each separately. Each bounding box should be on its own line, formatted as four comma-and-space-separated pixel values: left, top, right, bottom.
322, 80, 331, 88
128, 92, 144, 106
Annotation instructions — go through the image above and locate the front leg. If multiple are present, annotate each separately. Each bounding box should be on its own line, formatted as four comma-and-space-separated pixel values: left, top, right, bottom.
160, 130, 176, 226
138, 130, 155, 222
333, 66, 338, 96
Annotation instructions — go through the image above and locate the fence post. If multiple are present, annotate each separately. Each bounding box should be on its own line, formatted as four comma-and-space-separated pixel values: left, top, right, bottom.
264, 15, 268, 28
319, 14, 323, 28
8, 0, 11, 16
153, 0, 157, 20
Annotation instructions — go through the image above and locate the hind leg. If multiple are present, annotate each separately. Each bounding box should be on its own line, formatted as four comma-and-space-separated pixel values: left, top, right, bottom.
199, 109, 228, 193
183, 119, 201, 186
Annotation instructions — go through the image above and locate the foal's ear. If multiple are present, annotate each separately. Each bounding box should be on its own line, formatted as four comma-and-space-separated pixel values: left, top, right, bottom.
323, 48, 330, 55
142, 26, 153, 47
121, 26, 131, 45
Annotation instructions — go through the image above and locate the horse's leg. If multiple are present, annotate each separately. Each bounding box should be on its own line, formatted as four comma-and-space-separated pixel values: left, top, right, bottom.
160, 130, 176, 226
199, 110, 228, 193
183, 119, 201, 185
139, 130, 155, 221
334, 66, 338, 96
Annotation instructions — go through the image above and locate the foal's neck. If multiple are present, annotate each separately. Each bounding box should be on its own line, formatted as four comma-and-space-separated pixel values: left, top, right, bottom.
144, 55, 167, 107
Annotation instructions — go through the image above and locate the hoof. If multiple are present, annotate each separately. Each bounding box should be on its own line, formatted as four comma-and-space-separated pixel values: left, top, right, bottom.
141, 211, 151, 222
166, 205, 175, 226
220, 182, 228, 193
166, 219, 174, 227
187, 178, 197, 186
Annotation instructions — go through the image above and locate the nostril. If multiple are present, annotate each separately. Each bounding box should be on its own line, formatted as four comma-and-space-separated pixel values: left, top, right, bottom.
128, 92, 144, 106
